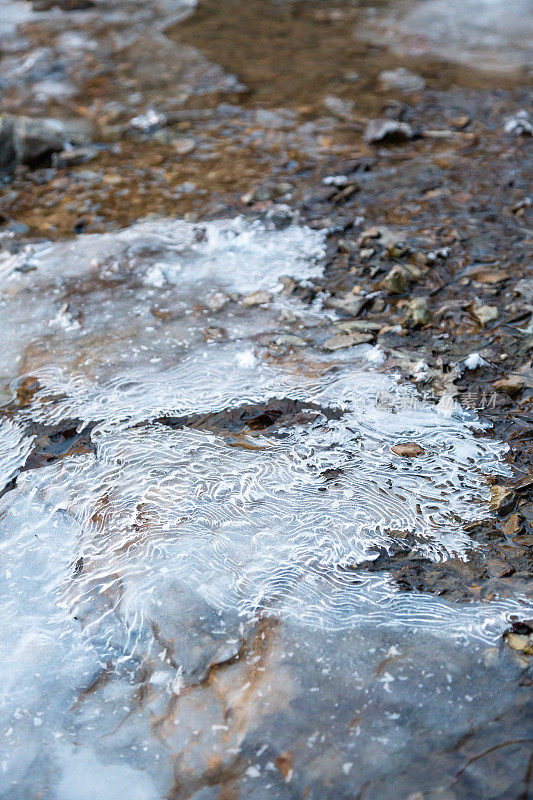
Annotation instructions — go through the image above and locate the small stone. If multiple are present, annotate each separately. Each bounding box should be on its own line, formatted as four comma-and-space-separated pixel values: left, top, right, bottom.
1, 114, 68, 169
334, 320, 381, 333
493, 375, 525, 397
472, 304, 499, 326
322, 332, 374, 351
402, 297, 431, 329
337, 238, 358, 254
505, 633, 533, 655
241, 187, 271, 205
275, 334, 306, 347
391, 442, 426, 458
486, 558, 514, 578
205, 292, 229, 312
490, 485, 516, 515
173, 137, 197, 156
323, 95, 354, 118
470, 268, 509, 284
515, 473, 533, 493
483, 647, 499, 667
52, 146, 97, 168
364, 119, 415, 145
378, 68, 426, 94
504, 110, 533, 137
381, 265, 410, 294
502, 512, 524, 537
241, 290, 272, 306
326, 293, 369, 317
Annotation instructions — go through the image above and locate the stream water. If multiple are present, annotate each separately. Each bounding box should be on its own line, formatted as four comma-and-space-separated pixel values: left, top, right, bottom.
0, 1, 532, 798
1, 213, 531, 799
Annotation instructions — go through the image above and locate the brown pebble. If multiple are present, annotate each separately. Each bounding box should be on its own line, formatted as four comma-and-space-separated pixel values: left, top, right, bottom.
391, 442, 426, 458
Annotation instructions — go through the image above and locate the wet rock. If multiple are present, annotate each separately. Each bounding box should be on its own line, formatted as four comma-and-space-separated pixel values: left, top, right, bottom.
515, 473, 533, 494
205, 292, 229, 312
493, 375, 525, 397
0, 115, 69, 169
472, 304, 499, 327
391, 442, 426, 458
241, 290, 272, 306
490, 485, 516, 515
378, 67, 425, 94
402, 297, 431, 329
0, 117, 16, 169
501, 512, 524, 537
275, 334, 306, 347
357, 225, 403, 249
381, 265, 410, 294
504, 110, 533, 136
486, 557, 514, 578
323, 95, 354, 118
325, 292, 372, 317
334, 320, 381, 333
173, 137, 197, 156
241, 184, 291, 205
503, 620, 533, 656
470, 267, 509, 284
364, 119, 415, 145
322, 331, 374, 351
52, 147, 98, 168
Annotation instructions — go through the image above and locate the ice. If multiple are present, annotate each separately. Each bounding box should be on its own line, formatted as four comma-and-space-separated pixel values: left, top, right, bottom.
0, 213, 531, 798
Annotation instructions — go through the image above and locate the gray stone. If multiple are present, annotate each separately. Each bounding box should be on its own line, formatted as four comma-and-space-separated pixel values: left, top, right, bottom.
364, 119, 415, 145
378, 67, 426, 94
402, 297, 431, 329
382, 265, 410, 294
0, 114, 69, 169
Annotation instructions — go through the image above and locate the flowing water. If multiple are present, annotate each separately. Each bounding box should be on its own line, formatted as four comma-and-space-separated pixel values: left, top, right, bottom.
0, 1, 532, 798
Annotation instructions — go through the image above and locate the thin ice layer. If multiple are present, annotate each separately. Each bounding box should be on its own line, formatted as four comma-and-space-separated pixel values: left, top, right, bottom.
9, 344, 523, 648
0, 214, 325, 396
0, 418, 34, 490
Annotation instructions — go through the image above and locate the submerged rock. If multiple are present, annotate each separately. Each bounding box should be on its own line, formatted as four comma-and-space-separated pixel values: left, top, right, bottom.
241, 289, 273, 306
493, 375, 525, 396
378, 67, 426, 94
322, 331, 374, 350
490, 485, 516, 515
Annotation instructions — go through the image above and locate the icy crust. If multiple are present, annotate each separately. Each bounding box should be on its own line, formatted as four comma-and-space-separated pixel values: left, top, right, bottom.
0, 214, 325, 292
6, 343, 525, 649
0, 215, 325, 398
0, 418, 34, 489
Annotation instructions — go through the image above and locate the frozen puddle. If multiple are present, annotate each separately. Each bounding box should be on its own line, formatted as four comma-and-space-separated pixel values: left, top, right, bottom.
0, 216, 530, 797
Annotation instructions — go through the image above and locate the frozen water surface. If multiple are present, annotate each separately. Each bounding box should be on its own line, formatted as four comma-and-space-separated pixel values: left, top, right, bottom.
0, 216, 531, 798
362, 0, 533, 73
